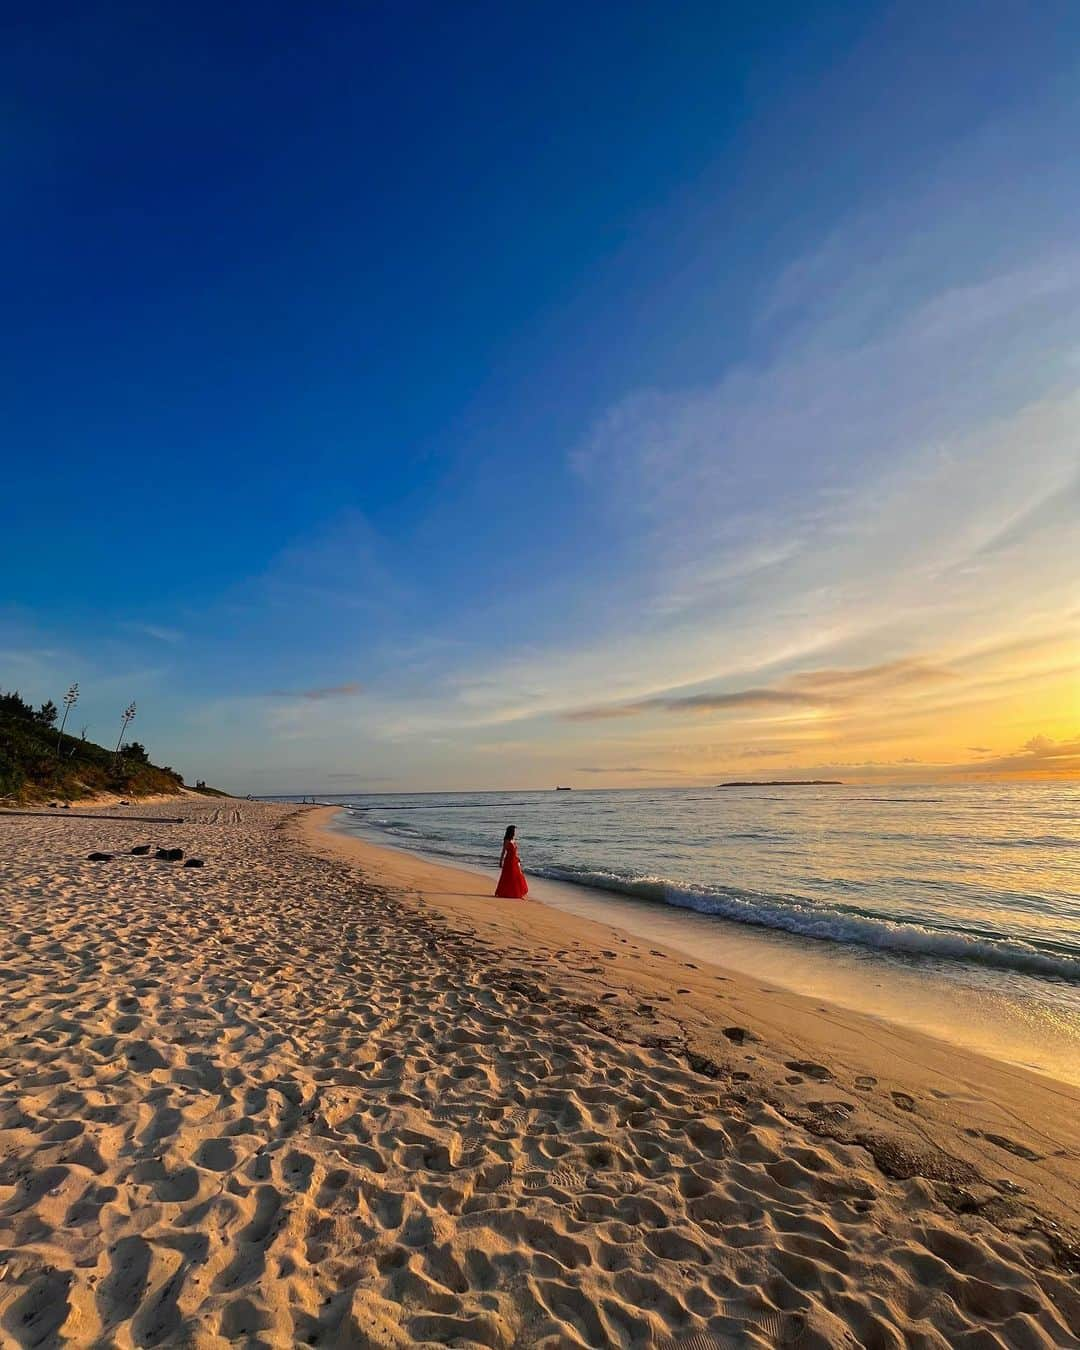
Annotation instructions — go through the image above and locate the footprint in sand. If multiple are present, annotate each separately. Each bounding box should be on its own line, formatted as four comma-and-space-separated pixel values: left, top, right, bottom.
854, 1075, 877, 1090
282, 1149, 315, 1191
6, 1271, 73, 1346
503, 1106, 534, 1132
220, 1297, 271, 1340
524, 1165, 587, 1194
98, 1236, 152, 1324
890, 1091, 916, 1112
195, 1138, 236, 1171
669, 1311, 806, 1347
983, 1132, 1044, 1161
809, 1100, 855, 1120
785, 1060, 832, 1081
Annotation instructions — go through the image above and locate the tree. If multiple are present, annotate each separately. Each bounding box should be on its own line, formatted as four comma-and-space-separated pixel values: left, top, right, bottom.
0, 691, 34, 721
0, 746, 24, 798
56, 683, 79, 754
36, 700, 58, 728
114, 702, 136, 755
120, 741, 149, 763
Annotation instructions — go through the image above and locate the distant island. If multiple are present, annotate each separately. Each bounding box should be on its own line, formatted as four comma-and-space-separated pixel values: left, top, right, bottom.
716, 780, 843, 788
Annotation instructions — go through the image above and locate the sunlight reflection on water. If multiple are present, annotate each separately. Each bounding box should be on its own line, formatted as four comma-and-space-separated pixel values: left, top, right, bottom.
323, 782, 1080, 1082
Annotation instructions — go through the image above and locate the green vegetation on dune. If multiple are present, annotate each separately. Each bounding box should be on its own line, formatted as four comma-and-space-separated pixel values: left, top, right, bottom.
0, 690, 213, 804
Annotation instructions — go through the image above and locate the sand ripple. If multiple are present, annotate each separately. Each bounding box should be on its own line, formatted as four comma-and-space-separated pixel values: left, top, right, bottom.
0, 801, 1077, 1347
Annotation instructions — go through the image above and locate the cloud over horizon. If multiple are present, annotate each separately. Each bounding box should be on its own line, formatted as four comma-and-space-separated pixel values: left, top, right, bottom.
4, 14, 1078, 792
563, 659, 961, 723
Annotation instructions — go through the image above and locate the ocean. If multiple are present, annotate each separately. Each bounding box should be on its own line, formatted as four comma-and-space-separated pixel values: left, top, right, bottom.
322, 783, 1080, 1083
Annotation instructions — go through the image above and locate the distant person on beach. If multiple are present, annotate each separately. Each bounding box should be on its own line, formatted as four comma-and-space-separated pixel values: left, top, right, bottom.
495, 825, 528, 899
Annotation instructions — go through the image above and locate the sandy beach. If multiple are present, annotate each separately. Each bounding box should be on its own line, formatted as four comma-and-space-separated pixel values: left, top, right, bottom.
0, 797, 1077, 1348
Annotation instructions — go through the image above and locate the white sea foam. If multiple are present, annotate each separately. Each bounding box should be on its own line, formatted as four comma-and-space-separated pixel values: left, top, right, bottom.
334, 782, 1080, 987
534, 866, 1080, 981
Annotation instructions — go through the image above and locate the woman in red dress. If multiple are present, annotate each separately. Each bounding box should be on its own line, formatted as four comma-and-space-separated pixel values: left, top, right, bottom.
495, 824, 528, 899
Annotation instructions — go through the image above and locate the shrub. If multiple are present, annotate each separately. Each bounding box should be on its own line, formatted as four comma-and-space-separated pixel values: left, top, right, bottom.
0, 688, 193, 803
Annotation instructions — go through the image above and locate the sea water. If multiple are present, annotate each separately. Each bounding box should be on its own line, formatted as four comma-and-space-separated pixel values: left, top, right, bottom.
321, 783, 1080, 1083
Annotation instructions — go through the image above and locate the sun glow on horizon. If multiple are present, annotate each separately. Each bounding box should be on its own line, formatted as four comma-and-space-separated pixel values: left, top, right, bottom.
533, 629, 1080, 789
3, 6, 1079, 796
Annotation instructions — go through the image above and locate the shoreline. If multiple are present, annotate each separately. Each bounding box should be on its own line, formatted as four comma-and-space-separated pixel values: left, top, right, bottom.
302, 807, 1080, 1252
1, 796, 1077, 1347
321, 808, 1080, 1087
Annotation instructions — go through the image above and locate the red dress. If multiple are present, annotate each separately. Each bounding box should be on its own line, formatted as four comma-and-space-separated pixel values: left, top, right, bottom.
495, 840, 528, 898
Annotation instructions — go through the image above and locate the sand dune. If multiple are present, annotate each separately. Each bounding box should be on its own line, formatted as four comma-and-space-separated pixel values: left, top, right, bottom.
0, 799, 1077, 1347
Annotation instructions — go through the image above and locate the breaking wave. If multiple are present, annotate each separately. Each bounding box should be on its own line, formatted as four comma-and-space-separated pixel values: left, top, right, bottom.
532, 866, 1080, 981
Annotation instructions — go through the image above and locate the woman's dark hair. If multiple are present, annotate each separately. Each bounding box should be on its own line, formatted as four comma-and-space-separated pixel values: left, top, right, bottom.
503, 825, 516, 842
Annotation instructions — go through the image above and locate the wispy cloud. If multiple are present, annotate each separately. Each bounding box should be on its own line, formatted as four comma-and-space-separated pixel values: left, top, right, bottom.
790, 733, 1080, 783
565, 687, 819, 721
0, 645, 65, 670
958, 734, 1080, 778
12, 92, 1078, 792
575, 765, 689, 775
269, 683, 364, 701
785, 660, 956, 696
122, 622, 184, 645
562, 658, 957, 723
243, 509, 407, 618
440, 262, 1078, 741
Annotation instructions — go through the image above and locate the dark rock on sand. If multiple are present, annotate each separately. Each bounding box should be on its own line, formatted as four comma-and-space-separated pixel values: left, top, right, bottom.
87, 852, 113, 862
183, 858, 205, 868
130, 844, 152, 855
155, 847, 184, 861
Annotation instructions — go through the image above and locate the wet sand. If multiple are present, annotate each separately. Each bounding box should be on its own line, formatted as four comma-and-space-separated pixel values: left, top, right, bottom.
0, 797, 1076, 1347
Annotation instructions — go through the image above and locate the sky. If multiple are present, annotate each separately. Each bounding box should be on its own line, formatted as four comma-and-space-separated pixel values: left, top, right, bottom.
3, 2, 1078, 792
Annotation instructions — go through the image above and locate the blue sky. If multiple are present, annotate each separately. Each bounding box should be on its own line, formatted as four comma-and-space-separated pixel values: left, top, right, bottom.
4, 3, 1079, 790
